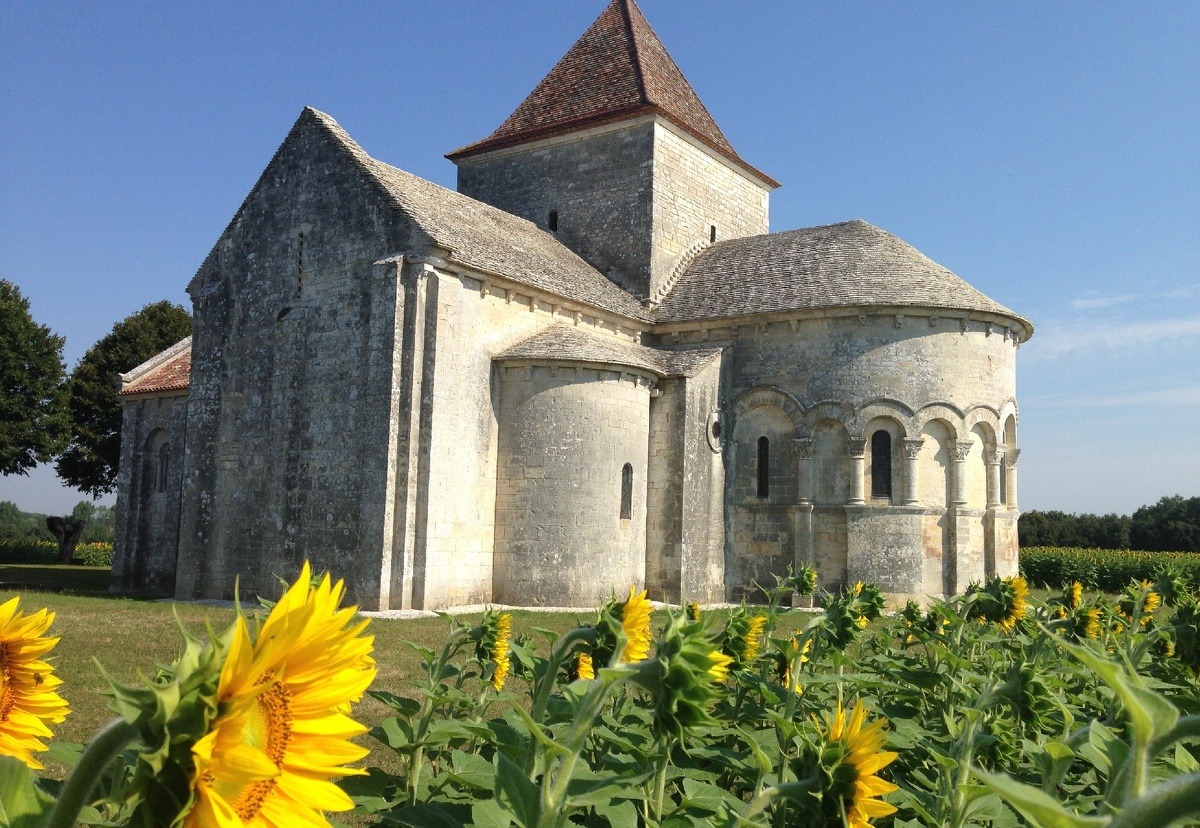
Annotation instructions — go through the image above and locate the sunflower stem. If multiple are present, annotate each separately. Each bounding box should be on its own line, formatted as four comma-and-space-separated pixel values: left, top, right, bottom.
1109, 771, 1200, 828
46, 717, 139, 828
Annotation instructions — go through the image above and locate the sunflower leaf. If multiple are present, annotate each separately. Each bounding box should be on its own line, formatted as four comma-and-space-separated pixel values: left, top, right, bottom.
972, 766, 1108, 828
0, 756, 55, 828
494, 753, 541, 828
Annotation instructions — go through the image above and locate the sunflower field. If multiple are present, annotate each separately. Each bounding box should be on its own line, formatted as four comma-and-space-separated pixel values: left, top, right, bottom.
1021, 545, 1200, 593
4, 568, 1200, 827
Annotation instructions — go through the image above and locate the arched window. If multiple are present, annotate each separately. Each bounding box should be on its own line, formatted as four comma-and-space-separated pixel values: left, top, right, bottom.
870, 430, 892, 500
548, 210, 559, 232
757, 436, 770, 498
620, 463, 633, 520
156, 443, 169, 493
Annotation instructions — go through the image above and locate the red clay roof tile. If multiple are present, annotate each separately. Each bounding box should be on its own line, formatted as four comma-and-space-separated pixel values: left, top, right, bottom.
119, 345, 191, 396
447, 0, 776, 187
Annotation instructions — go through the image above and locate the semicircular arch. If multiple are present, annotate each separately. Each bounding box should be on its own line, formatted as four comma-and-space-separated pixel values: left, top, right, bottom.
732, 386, 805, 433
851, 398, 917, 438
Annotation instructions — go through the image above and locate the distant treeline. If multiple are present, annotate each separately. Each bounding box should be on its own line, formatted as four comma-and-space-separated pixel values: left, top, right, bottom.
1019, 495, 1200, 553
0, 500, 114, 544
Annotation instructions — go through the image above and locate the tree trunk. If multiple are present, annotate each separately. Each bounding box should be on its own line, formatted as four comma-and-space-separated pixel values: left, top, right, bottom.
46, 517, 86, 564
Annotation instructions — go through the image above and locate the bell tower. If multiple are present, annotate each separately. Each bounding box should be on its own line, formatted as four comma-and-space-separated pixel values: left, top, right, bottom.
448, 0, 778, 302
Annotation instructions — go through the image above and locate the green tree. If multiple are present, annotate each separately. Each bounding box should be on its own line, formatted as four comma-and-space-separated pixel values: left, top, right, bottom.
1131, 495, 1200, 552
55, 301, 191, 496
0, 279, 69, 476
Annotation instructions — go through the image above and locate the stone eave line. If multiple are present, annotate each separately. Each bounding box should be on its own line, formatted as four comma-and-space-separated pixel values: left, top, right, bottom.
118, 386, 190, 401
386, 251, 654, 340
653, 305, 1034, 343
118, 336, 192, 386
494, 356, 664, 381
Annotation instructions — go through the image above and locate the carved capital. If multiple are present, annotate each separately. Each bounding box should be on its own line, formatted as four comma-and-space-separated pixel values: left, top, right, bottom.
951, 441, 972, 462
793, 438, 814, 459
901, 438, 924, 460
1006, 448, 1021, 469
985, 449, 1005, 466
847, 438, 867, 458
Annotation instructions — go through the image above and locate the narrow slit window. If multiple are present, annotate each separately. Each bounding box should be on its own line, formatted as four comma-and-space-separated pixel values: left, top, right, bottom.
756, 436, 770, 498
871, 430, 892, 500
710, 224, 717, 243
620, 463, 633, 520
157, 443, 169, 493
548, 210, 559, 232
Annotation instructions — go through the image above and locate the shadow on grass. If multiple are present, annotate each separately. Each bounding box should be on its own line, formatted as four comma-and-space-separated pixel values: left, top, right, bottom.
0, 564, 117, 596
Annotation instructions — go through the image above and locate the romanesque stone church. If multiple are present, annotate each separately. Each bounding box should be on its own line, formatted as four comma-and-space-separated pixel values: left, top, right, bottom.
112, 0, 1031, 610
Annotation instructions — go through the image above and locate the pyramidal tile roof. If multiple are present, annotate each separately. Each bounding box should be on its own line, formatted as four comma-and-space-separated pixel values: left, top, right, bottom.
447, 0, 776, 186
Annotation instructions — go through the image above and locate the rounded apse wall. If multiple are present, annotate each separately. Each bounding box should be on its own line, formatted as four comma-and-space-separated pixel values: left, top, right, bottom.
493, 362, 653, 605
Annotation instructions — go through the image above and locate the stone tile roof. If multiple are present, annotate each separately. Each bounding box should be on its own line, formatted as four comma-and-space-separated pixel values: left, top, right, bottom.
118, 337, 192, 397
446, 0, 777, 187
655, 220, 1033, 334
495, 324, 722, 378
306, 109, 652, 322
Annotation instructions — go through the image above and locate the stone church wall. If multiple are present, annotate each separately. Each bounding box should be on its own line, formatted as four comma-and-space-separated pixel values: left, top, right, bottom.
494, 362, 653, 606
646, 355, 725, 603
175, 112, 418, 607
456, 122, 656, 298
111, 393, 188, 596
398, 269, 558, 609
680, 313, 1019, 600
649, 123, 770, 298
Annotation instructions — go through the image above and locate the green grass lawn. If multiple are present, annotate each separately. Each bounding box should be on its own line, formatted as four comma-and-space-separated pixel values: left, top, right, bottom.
0, 584, 609, 781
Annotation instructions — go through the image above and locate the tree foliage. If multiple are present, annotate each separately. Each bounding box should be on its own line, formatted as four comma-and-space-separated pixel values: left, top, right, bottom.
1019, 509, 1131, 549
1131, 495, 1200, 552
55, 301, 191, 496
0, 279, 69, 476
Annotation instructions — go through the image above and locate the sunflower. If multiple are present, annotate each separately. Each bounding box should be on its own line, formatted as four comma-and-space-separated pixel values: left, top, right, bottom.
0, 597, 70, 769
821, 700, 899, 828
572, 652, 595, 681
619, 586, 653, 663
706, 649, 733, 685
740, 615, 767, 662
185, 563, 376, 828
490, 613, 512, 691
1067, 581, 1083, 610
1081, 608, 1102, 640
686, 601, 701, 622
997, 576, 1029, 633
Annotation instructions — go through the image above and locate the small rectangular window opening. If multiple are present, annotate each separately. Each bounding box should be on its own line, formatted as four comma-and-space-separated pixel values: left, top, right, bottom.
548, 210, 559, 232
620, 463, 633, 520
710, 225, 717, 243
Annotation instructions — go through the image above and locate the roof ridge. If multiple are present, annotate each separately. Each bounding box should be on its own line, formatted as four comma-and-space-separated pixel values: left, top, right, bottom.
618, 0, 651, 105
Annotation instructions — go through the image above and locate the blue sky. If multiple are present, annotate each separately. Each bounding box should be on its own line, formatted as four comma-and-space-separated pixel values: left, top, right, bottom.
2, 1, 1198, 516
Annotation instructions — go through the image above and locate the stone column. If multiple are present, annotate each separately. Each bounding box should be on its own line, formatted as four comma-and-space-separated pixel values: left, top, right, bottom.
847, 438, 867, 505
950, 441, 972, 506
1005, 448, 1021, 510
985, 450, 1004, 508
901, 438, 923, 506
795, 438, 814, 505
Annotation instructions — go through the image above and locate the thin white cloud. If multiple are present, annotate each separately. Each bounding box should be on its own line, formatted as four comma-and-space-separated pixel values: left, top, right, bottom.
1070, 294, 1140, 310
1025, 315, 1200, 360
